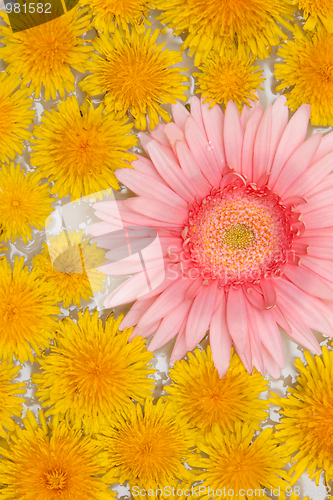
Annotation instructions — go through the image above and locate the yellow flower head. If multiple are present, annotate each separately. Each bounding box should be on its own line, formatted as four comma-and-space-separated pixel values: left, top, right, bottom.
190, 422, 290, 500
0, 6, 92, 100
32, 230, 106, 308
194, 50, 265, 111
272, 347, 333, 486
33, 310, 156, 434
0, 257, 59, 363
294, 0, 333, 31
156, 0, 294, 64
100, 399, 195, 495
0, 73, 35, 162
31, 96, 136, 201
275, 28, 333, 126
0, 163, 54, 244
0, 410, 115, 499
79, 0, 154, 34
0, 361, 25, 439
79, 28, 189, 130
166, 347, 269, 436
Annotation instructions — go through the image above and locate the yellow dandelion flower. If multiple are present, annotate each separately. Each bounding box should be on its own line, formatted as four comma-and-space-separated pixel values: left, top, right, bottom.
194, 50, 265, 111
100, 399, 195, 495
275, 28, 333, 126
0, 73, 35, 163
79, 28, 189, 130
293, 0, 333, 31
32, 230, 106, 308
31, 96, 136, 201
0, 163, 54, 244
156, 0, 294, 65
190, 422, 290, 500
0, 6, 92, 101
32, 310, 156, 434
0, 257, 59, 363
0, 409, 115, 499
0, 361, 25, 439
272, 347, 333, 486
79, 0, 154, 34
166, 347, 269, 436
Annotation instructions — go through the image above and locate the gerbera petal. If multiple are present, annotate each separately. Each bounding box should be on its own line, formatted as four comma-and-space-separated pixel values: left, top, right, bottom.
224, 101, 243, 174
123, 198, 188, 224
190, 96, 206, 136
149, 122, 171, 147
282, 151, 333, 200
312, 130, 333, 162
240, 93, 261, 129
209, 290, 232, 378
241, 106, 263, 180
250, 306, 285, 368
266, 95, 289, 172
259, 279, 277, 309
116, 169, 188, 208
175, 141, 211, 198
272, 132, 321, 196
275, 275, 333, 334
268, 104, 311, 186
201, 98, 226, 171
253, 104, 272, 182
105, 267, 165, 307
171, 101, 190, 132
170, 322, 188, 364
226, 287, 251, 371
285, 265, 333, 300
129, 320, 161, 341
132, 156, 165, 183
138, 278, 193, 328
185, 281, 218, 350
184, 115, 221, 186
144, 139, 197, 202
164, 123, 186, 152
120, 297, 157, 329
148, 300, 192, 351
302, 205, 333, 229
261, 345, 281, 379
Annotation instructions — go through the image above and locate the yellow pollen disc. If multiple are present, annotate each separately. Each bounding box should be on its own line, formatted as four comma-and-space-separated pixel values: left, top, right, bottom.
222, 224, 255, 250
45, 469, 67, 490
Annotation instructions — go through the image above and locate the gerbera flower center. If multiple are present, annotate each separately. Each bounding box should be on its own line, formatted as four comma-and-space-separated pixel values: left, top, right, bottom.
45, 469, 67, 490
185, 184, 293, 284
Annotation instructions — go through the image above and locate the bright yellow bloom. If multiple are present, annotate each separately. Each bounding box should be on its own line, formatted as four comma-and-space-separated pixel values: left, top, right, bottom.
100, 400, 195, 496
190, 422, 290, 500
79, 28, 189, 130
31, 96, 136, 200
0, 73, 35, 162
156, 0, 294, 65
32, 230, 106, 308
194, 50, 265, 110
294, 0, 333, 31
79, 0, 154, 34
272, 347, 333, 486
0, 163, 54, 244
0, 361, 25, 439
0, 6, 91, 100
275, 28, 333, 126
0, 410, 115, 499
0, 257, 59, 363
166, 347, 269, 436
33, 310, 156, 434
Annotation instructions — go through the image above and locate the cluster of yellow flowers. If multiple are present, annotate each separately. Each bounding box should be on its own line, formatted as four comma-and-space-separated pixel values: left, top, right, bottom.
0, 0, 333, 498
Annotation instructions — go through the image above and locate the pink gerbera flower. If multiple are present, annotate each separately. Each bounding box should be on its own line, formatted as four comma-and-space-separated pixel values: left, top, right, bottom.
89, 96, 333, 378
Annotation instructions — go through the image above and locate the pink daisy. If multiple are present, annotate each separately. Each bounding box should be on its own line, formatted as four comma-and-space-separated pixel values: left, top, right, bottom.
89, 96, 333, 378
